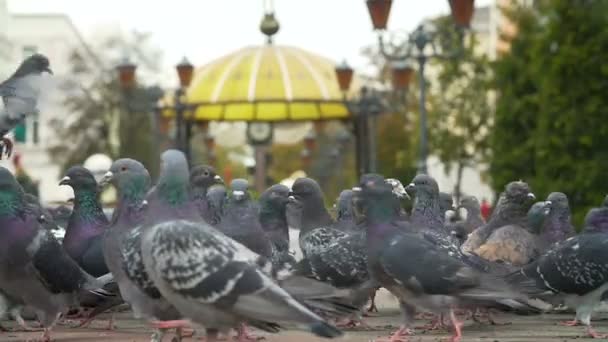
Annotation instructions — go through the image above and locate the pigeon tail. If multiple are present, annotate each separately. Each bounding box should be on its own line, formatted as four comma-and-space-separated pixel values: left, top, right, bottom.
309, 320, 343, 338
82, 272, 114, 292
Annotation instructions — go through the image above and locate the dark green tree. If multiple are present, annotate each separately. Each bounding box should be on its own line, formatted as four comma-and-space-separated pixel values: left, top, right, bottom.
491, 0, 608, 224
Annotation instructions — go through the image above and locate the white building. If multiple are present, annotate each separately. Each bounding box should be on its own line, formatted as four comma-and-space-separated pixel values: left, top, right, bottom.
0, 0, 98, 203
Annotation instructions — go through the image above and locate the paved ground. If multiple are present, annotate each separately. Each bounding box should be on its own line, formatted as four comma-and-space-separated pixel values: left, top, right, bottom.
2, 291, 607, 341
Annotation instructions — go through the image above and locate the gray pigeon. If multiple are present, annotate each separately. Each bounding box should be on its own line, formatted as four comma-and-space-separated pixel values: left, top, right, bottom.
439, 192, 454, 219
334, 189, 358, 232
0, 54, 52, 158
215, 178, 273, 259
462, 181, 535, 258
139, 150, 344, 341
360, 174, 544, 342
583, 195, 608, 233
507, 231, 608, 338
100, 159, 185, 342
0, 166, 109, 341
259, 184, 297, 270
189, 164, 223, 224
407, 174, 446, 231
459, 195, 485, 234
538, 192, 576, 250
206, 183, 227, 226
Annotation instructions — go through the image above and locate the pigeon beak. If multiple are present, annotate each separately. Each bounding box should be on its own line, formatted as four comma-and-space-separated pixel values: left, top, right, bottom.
214, 175, 223, 183
527, 192, 536, 200
352, 187, 362, 192
59, 176, 71, 186
287, 195, 297, 203
98, 171, 114, 188
232, 190, 245, 201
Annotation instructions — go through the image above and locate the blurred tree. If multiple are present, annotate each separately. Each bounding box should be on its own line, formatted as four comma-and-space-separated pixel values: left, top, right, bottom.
491, 0, 608, 225
429, 15, 493, 204
48, 31, 163, 176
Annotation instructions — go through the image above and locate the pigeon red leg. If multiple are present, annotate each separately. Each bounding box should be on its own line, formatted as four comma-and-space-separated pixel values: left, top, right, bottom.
374, 325, 414, 342
448, 309, 463, 342
559, 319, 581, 326
234, 323, 264, 341
151, 319, 191, 329
587, 326, 608, 339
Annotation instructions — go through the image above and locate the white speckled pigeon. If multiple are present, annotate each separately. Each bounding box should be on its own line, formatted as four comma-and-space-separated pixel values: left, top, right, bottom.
139, 150, 344, 341
507, 231, 608, 338
99, 158, 185, 342
360, 174, 546, 342
0, 166, 110, 341
0, 54, 52, 158
462, 181, 536, 265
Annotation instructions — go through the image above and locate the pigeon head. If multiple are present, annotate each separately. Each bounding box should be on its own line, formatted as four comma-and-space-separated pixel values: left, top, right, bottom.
59, 166, 97, 191
504, 181, 535, 205
289, 178, 331, 230
260, 184, 290, 209
527, 201, 552, 233
104, 158, 150, 201
439, 192, 454, 214
546, 192, 569, 215
190, 165, 222, 192
359, 173, 392, 197
459, 195, 480, 212
290, 178, 324, 202
229, 179, 250, 202
408, 174, 439, 198
160, 150, 189, 182
358, 174, 396, 221
16, 53, 52, 76
335, 189, 355, 220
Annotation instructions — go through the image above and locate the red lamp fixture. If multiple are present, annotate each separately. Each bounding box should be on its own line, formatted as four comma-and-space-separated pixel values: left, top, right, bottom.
334, 60, 354, 92
176, 57, 194, 88
116, 57, 137, 89
391, 63, 414, 90
366, 0, 392, 30
449, 0, 475, 28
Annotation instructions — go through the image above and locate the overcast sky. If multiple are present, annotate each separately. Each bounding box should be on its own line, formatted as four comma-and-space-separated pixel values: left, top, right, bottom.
9, 0, 492, 81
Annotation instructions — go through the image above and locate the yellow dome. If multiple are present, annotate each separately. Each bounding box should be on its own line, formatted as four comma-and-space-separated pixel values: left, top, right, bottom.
162, 45, 353, 122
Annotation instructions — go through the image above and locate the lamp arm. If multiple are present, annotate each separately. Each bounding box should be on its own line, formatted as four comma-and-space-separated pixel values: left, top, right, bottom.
377, 33, 413, 62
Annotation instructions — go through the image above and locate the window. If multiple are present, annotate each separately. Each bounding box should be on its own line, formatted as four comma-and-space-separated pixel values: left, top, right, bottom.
14, 123, 26, 143
33, 119, 39, 144
22, 45, 37, 58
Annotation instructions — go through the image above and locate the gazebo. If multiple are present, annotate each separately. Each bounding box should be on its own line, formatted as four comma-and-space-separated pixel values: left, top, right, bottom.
160, 11, 357, 191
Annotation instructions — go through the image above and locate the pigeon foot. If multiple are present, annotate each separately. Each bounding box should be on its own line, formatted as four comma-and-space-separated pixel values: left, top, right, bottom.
40, 328, 52, 342
416, 314, 447, 331
151, 319, 191, 329
447, 309, 463, 342
234, 323, 265, 341
587, 326, 608, 339
0, 137, 13, 159
367, 290, 379, 313
559, 319, 581, 326
374, 326, 414, 342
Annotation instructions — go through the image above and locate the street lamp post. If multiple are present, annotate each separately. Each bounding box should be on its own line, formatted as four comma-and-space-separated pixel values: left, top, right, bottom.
366, 0, 475, 174
334, 61, 384, 178
175, 57, 195, 164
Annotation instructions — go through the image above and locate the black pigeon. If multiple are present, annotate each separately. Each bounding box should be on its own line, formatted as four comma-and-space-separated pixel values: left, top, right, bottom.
139, 150, 345, 341
360, 174, 545, 342
507, 231, 608, 338
215, 178, 273, 259
462, 181, 536, 265
189, 164, 223, 224
0, 166, 110, 341
100, 158, 185, 342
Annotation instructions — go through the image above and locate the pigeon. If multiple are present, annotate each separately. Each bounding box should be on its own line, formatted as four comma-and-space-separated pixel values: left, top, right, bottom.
439, 192, 455, 220
0, 54, 52, 158
462, 181, 536, 256
59, 166, 109, 277
583, 195, 608, 233
359, 174, 545, 342
189, 164, 223, 224
215, 178, 273, 259
99, 158, 185, 342
334, 189, 359, 232
206, 183, 228, 226
259, 184, 297, 269
459, 195, 485, 234
407, 174, 446, 231
538, 192, 576, 250
507, 232, 608, 338
139, 150, 344, 341
0, 166, 110, 341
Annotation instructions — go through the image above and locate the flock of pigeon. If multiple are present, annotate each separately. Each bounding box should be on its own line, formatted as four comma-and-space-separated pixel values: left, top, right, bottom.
2, 55, 608, 342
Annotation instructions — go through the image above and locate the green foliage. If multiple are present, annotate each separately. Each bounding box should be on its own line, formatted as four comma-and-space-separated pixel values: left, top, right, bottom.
490, 0, 608, 225
48, 31, 162, 177
429, 15, 493, 201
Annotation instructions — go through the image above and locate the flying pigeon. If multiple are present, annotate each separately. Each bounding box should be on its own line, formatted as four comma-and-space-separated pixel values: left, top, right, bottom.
0, 166, 110, 341
0, 54, 52, 158
462, 181, 535, 257
215, 178, 273, 259
359, 174, 545, 342
507, 231, 608, 338
583, 195, 608, 233
99, 158, 186, 342
139, 150, 344, 341
538, 192, 576, 250
189, 164, 223, 224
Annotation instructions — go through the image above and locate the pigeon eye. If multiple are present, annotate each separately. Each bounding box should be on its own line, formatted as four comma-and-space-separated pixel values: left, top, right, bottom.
121, 166, 127, 172
203, 171, 209, 176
